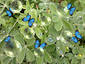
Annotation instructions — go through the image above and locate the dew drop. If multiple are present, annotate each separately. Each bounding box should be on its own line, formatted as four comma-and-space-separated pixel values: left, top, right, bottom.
48, 38, 53, 42
59, 50, 63, 55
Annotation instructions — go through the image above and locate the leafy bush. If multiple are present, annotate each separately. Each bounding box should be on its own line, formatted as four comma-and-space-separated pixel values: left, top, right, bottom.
0, 0, 85, 64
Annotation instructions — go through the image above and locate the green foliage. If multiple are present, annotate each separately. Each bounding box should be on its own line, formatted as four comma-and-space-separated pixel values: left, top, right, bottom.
0, 0, 85, 64
26, 49, 35, 62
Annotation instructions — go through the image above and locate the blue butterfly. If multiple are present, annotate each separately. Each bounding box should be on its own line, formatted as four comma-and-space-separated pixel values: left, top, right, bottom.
35, 40, 47, 49
6, 8, 13, 17
28, 18, 35, 27
67, 3, 76, 15
72, 30, 82, 43
23, 15, 31, 22
72, 36, 78, 43
69, 7, 76, 16
40, 43, 47, 49
35, 40, 40, 48
75, 30, 82, 39
67, 3, 72, 10
4, 36, 11, 42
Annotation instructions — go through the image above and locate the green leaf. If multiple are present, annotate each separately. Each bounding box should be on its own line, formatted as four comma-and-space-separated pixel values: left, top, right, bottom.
1, 56, 12, 64
44, 51, 52, 63
29, 9, 37, 21
61, 58, 69, 64
56, 40, 67, 55
11, 30, 25, 46
25, 37, 35, 46
16, 48, 26, 64
63, 20, 74, 32
4, 50, 14, 58
10, 57, 16, 64
65, 53, 73, 60
10, 1, 23, 13
26, 0, 30, 10
34, 27, 43, 39
61, 1, 67, 7
48, 23, 60, 36
45, 44, 57, 58
80, 0, 85, 6
71, 57, 80, 64
0, 54, 9, 61
14, 40, 22, 51
54, 18, 63, 31
81, 59, 85, 64
72, 47, 79, 54
36, 56, 43, 64
49, 3, 57, 15
26, 49, 35, 62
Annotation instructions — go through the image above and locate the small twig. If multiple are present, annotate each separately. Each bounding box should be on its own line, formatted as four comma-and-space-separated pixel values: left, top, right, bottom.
8, 21, 18, 34
0, 2, 7, 16
0, 7, 5, 16
59, 27, 64, 37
